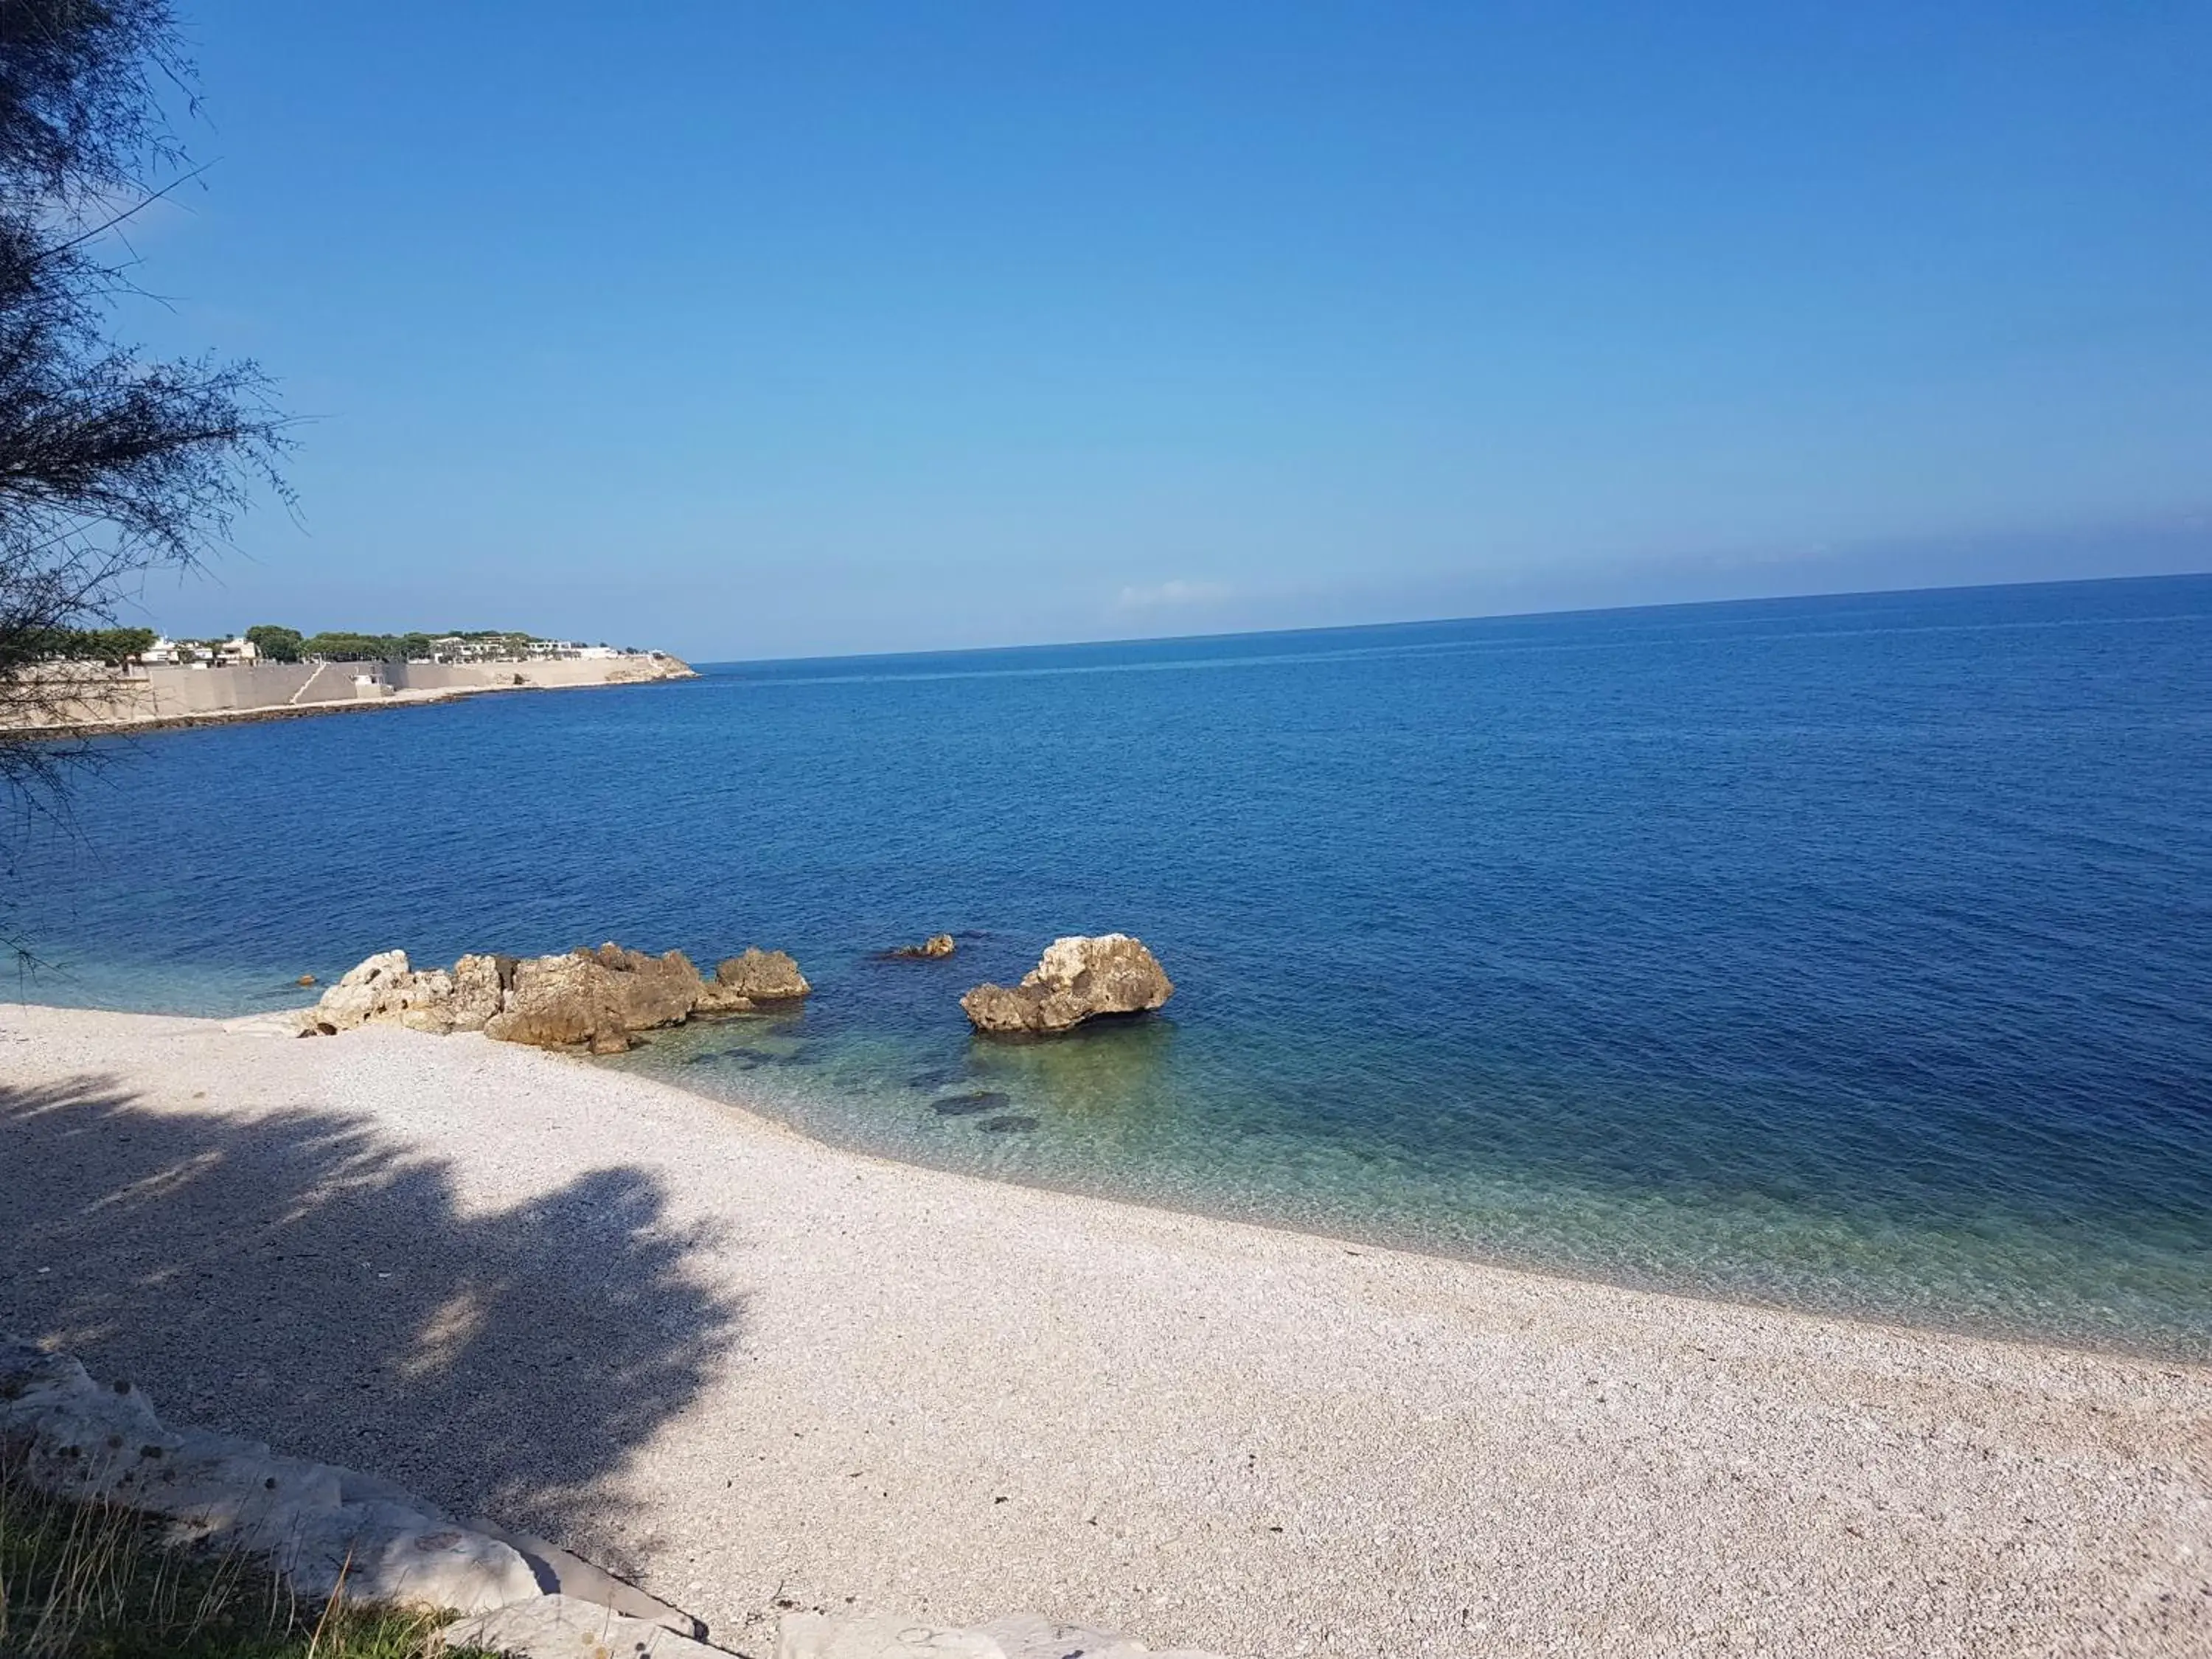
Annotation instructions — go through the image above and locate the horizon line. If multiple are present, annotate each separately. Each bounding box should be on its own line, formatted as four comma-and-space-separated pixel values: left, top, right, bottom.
690, 566, 2212, 672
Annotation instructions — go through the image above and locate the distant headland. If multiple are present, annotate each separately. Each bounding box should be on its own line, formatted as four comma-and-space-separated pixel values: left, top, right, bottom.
0, 622, 695, 738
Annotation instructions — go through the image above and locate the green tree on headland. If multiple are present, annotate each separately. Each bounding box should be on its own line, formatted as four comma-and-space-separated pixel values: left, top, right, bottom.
100, 626, 159, 664
246, 623, 304, 661
20, 625, 157, 664
0, 1, 288, 799
293, 630, 504, 661
300, 631, 402, 661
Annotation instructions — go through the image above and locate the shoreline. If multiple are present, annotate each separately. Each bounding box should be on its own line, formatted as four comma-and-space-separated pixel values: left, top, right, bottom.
4, 990, 2181, 1371
629, 1053, 2203, 1374
4, 655, 698, 741
2, 1003, 2207, 1657
13, 680, 503, 739
15, 988, 2196, 1373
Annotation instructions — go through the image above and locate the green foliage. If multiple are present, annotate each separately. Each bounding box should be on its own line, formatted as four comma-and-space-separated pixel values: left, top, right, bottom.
243, 625, 302, 662
20, 626, 157, 664
295, 630, 540, 661
0, 0, 288, 787
297, 633, 399, 662
19, 622, 569, 667
0, 1469, 500, 1658
95, 627, 156, 664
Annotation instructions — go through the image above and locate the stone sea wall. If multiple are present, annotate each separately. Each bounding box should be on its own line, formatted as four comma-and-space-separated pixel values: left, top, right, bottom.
0, 653, 695, 734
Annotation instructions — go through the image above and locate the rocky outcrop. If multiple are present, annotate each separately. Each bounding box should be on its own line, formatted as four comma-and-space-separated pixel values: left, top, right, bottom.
482, 947, 694, 1055
451, 952, 512, 1032
884, 933, 957, 960
713, 947, 813, 1001
303, 951, 455, 1035
304, 941, 806, 1053
959, 935, 1174, 1036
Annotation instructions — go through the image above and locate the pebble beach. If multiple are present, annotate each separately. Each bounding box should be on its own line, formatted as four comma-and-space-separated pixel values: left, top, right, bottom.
2, 1002, 2206, 1657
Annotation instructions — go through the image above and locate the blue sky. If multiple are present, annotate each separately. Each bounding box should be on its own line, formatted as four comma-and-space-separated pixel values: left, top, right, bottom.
119, 1, 2212, 659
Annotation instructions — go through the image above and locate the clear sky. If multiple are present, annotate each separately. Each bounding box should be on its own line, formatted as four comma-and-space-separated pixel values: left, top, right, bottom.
121, 1, 2212, 660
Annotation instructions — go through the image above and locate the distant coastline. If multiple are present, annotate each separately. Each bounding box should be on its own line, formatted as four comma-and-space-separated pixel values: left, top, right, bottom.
1, 650, 696, 740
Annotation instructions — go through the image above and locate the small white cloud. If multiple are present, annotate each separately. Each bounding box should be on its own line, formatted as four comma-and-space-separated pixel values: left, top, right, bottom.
1113, 578, 1232, 613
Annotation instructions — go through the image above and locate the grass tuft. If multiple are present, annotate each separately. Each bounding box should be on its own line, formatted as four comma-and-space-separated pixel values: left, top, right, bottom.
0, 1456, 501, 1659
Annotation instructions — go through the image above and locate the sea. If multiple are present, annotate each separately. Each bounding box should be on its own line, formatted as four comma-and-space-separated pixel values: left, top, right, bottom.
7, 575, 2209, 1360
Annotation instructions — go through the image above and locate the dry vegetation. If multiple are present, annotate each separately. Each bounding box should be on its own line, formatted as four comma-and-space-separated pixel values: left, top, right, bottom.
0, 1456, 496, 1659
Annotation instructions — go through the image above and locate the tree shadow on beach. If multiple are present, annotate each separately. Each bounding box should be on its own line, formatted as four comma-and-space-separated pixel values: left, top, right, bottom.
0, 1073, 739, 1577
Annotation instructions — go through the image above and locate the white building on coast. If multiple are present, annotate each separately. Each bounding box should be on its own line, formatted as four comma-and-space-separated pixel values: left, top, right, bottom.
139, 636, 256, 667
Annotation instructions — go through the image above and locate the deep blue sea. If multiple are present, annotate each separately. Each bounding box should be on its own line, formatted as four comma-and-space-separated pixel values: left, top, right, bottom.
8, 577, 2211, 1358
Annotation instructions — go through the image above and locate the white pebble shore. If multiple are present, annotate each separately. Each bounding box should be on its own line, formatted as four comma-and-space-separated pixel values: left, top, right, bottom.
2, 1004, 2206, 1658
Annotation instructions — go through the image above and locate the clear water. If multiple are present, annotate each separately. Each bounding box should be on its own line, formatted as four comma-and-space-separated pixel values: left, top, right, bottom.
7, 577, 2210, 1358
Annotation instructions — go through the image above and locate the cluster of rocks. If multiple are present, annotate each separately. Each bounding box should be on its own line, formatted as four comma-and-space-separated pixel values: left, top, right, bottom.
302, 943, 810, 1054
959, 934, 1175, 1035
1, 1338, 1224, 1659
883, 933, 957, 960
302, 932, 1177, 1050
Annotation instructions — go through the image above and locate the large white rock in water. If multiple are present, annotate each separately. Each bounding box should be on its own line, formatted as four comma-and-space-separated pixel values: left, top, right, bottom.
712, 946, 813, 1001
959, 933, 1174, 1035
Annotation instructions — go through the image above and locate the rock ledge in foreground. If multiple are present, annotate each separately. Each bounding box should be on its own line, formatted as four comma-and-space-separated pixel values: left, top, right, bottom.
960, 933, 1174, 1036
0, 1336, 706, 1644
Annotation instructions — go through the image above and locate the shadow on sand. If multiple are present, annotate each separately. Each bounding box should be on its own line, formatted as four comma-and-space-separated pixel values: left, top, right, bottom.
0, 1073, 738, 1576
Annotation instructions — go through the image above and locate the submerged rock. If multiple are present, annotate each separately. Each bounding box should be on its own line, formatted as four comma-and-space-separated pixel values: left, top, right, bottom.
932, 1090, 1011, 1116
959, 934, 1174, 1036
885, 932, 958, 960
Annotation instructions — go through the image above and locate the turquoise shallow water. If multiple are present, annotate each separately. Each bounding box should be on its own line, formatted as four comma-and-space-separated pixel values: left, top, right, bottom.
7, 576, 2211, 1357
